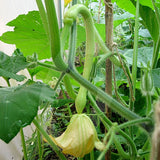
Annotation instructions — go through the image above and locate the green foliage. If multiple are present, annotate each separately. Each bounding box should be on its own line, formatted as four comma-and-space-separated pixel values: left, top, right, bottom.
123, 47, 153, 67
114, 12, 134, 28
51, 99, 74, 108
0, 80, 55, 143
0, 11, 50, 60
0, 0, 159, 159
0, 50, 28, 81
152, 68, 160, 88
112, 0, 159, 42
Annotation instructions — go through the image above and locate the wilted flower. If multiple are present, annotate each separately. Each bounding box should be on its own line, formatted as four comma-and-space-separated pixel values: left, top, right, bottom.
45, 114, 105, 158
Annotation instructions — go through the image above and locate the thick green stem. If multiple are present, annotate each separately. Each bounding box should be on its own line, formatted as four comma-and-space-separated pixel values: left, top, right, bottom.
20, 128, 28, 160
63, 75, 76, 100
33, 119, 67, 160
131, 0, 139, 105
44, 0, 67, 71
118, 129, 137, 158
113, 135, 130, 159
68, 20, 77, 67
36, 0, 49, 36
88, 92, 112, 130
69, 68, 140, 120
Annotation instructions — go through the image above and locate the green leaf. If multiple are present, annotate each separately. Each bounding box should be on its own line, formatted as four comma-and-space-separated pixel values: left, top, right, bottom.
51, 99, 74, 108
113, 0, 159, 42
124, 47, 153, 67
95, 23, 105, 41
35, 61, 61, 84
0, 11, 50, 60
155, 2, 160, 9
139, 28, 151, 38
138, 4, 159, 42
0, 80, 55, 143
0, 68, 25, 82
76, 25, 86, 48
114, 12, 134, 28
0, 50, 29, 81
152, 68, 160, 88
112, 0, 136, 15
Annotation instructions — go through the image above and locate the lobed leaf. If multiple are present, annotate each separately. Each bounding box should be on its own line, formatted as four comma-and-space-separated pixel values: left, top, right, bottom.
0, 80, 55, 143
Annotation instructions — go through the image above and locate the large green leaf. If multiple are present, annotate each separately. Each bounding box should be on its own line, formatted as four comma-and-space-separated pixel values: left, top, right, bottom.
112, 0, 136, 14
0, 11, 50, 60
138, 3, 159, 42
0, 50, 29, 81
112, 0, 159, 42
114, 12, 134, 28
152, 68, 160, 88
0, 80, 55, 143
124, 47, 153, 67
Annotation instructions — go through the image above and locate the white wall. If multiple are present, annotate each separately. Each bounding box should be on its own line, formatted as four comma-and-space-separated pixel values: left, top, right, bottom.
0, 0, 64, 159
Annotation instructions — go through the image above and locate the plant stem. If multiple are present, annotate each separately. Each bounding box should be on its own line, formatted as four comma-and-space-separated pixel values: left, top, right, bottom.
113, 135, 130, 159
119, 117, 152, 129
37, 129, 43, 160
63, 75, 76, 100
33, 119, 67, 160
69, 68, 140, 120
20, 128, 28, 160
90, 150, 94, 160
88, 92, 112, 130
118, 130, 137, 158
3, 77, 11, 87
146, 94, 152, 115
94, 27, 121, 68
54, 72, 65, 91
37, 61, 61, 72
44, 0, 67, 71
131, 0, 139, 108
36, 0, 49, 36
68, 19, 77, 67
98, 131, 114, 160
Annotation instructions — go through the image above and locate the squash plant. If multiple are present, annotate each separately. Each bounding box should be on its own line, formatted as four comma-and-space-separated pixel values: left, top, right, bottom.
0, 0, 160, 159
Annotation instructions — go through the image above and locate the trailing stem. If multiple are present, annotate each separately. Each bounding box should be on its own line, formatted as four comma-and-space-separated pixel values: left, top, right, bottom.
44, 0, 67, 71
131, 0, 139, 110
33, 119, 67, 160
20, 128, 28, 160
69, 68, 140, 120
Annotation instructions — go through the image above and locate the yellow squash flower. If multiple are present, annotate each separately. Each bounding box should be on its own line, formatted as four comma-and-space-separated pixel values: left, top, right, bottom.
45, 114, 105, 158
64, 0, 72, 7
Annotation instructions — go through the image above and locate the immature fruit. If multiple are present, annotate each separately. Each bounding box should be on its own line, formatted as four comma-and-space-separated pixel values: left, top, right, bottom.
141, 69, 153, 96
45, 114, 105, 158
